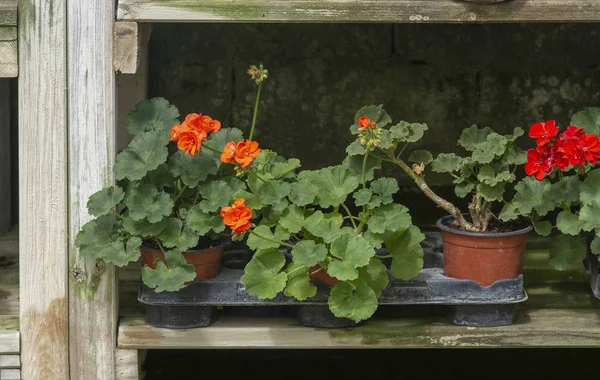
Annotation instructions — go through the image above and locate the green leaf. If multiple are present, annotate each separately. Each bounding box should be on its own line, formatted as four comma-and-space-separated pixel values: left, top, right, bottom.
504, 127, 525, 142
342, 155, 382, 183
99, 237, 142, 267
289, 179, 319, 207
304, 211, 343, 243
579, 169, 600, 205
126, 97, 180, 136
223, 177, 247, 194
125, 183, 173, 223
571, 107, 600, 136
247, 225, 281, 250
233, 189, 263, 210
580, 199, 600, 232
346, 139, 367, 156
255, 149, 278, 165
370, 178, 399, 205
477, 183, 505, 202
114, 131, 170, 181
327, 232, 374, 281
168, 150, 220, 188
458, 125, 493, 151
455, 181, 474, 198
590, 237, 600, 255
378, 129, 394, 149
551, 176, 582, 204
352, 105, 392, 134
353, 189, 373, 207
477, 166, 514, 186
198, 181, 234, 213
274, 224, 291, 242
363, 230, 387, 249
358, 258, 389, 298
142, 250, 196, 292
549, 235, 587, 271
284, 263, 317, 301
149, 163, 176, 189
556, 210, 582, 236
368, 204, 412, 235
279, 205, 305, 234
122, 212, 166, 237
471, 133, 508, 164
187, 205, 226, 235
297, 166, 359, 208
203, 128, 244, 163
328, 281, 379, 322
158, 218, 199, 251
408, 150, 433, 165
258, 180, 292, 206
75, 215, 115, 259
499, 202, 518, 222
503, 145, 527, 165
87, 186, 125, 217
386, 226, 425, 280
532, 220, 552, 237
241, 248, 288, 299
390, 121, 428, 143
431, 153, 462, 173
268, 158, 301, 179
291, 240, 328, 267
509, 177, 554, 217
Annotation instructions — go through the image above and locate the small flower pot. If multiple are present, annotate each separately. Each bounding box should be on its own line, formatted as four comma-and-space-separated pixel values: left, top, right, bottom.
141, 244, 224, 281
309, 265, 340, 287
437, 216, 532, 286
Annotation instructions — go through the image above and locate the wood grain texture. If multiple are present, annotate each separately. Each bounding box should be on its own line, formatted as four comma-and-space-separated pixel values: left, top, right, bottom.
18, 0, 69, 377
67, 0, 118, 378
0, 368, 20, 379
117, 0, 600, 23
0, 355, 19, 369
116, 349, 146, 380
0, 28, 16, 77
0, 331, 18, 354
0, 80, 9, 232
114, 21, 143, 74
0, 1, 15, 26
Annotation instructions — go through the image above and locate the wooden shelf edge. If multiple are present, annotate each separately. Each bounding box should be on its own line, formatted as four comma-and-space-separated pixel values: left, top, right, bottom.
0, 1, 16, 27
117, 309, 600, 349
117, 0, 600, 23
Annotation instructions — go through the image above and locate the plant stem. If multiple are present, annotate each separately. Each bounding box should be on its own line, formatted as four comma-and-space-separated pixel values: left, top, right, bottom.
173, 184, 189, 203
396, 143, 409, 160
248, 229, 294, 248
369, 152, 395, 164
192, 187, 202, 206
154, 238, 166, 254
362, 149, 370, 189
287, 264, 307, 277
111, 211, 122, 219
309, 266, 323, 276
249, 82, 263, 140
376, 254, 393, 259
250, 168, 268, 183
341, 203, 358, 230
202, 143, 222, 155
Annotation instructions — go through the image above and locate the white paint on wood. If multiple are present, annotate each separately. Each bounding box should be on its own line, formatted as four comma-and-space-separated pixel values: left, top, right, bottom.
18, 0, 69, 377
0, 332, 18, 354
0, 355, 19, 369
117, 0, 600, 23
0, 80, 9, 231
0, 368, 20, 379
67, 0, 118, 378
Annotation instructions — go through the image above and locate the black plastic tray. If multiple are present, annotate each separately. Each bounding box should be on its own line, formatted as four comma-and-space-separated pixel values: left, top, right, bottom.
138, 232, 527, 328
583, 250, 600, 299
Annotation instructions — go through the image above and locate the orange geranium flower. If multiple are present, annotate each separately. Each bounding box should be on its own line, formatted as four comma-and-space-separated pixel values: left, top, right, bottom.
170, 123, 185, 142
220, 198, 253, 234
180, 113, 222, 135
357, 116, 376, 131
220, 139, 261, 168
177, 129, 207, 156
200, 115, 222, 134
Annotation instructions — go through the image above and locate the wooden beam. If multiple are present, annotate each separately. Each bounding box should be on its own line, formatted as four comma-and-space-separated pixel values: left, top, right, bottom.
0, 28, 17, 78
18, 0, 69, 377
0, 331, 18, 354
117, 0, 600, 23
0, 355, 20, 369
114, 21, 150, 75
0, 1, 16, 26
67, 0, 118, 378
0, 80, 9, 232
0, 369, 20, 379
116, 349, 146, 380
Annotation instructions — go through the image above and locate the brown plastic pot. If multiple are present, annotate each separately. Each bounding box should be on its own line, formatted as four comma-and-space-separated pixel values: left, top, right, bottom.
141, 244, 224, 281
309, 265, 340, 287
437, 216, 532, 286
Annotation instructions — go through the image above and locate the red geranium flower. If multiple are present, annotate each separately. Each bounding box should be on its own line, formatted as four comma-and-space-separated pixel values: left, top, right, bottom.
553, 139, 571, 170
560, 125, 584, 141
525, 145, 555, 180
580, 133, 600, 164
529, 120, 559, 147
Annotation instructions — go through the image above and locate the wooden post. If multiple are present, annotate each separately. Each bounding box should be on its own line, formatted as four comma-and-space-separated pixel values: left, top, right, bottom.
67, 0, 118, 378
18, 0, 69, 378
0, 79, 9, 232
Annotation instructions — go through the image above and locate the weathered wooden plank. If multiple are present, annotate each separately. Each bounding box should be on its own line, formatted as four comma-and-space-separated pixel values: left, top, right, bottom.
0, 355, 19, 369
0, 1, 16, 27
0, 287, 19, 316
0, 368, 20, 379
67, 0, 118, 378
118, 308, 600, 349
114, 22, 151, 75
0, 331, 18, 354
0, 80, 9, 232
117, 0, 600, 23
116, 349, 146, 380
18, 0, 69, 377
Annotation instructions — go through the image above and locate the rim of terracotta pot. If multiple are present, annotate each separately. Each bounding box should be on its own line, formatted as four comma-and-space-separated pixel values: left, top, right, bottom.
436, 215, 533, 238
141, 242, 225, 254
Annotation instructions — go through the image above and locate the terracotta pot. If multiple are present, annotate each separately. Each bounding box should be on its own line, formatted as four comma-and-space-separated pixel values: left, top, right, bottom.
309, 265, 340, 287
141, 244, 223, 281
437, 216, 532, 286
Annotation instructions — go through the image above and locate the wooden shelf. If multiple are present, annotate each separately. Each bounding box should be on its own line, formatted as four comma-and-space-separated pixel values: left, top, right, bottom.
0, 1, 15, 27
117, 0, 600, 23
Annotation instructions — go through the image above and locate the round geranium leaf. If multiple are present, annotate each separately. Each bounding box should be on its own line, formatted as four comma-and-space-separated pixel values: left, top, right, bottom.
241, 248, 288, 299
328, 281, 378, 322
87, 186, 124, 217
549, 235, 586, 271
142, 249, 196, 292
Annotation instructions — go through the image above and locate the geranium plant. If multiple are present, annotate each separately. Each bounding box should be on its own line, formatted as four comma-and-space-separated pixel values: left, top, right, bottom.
347, 105, 527, 233
218, 128, 426, 323
500, 108, 600, 269
75, 65, 269, 292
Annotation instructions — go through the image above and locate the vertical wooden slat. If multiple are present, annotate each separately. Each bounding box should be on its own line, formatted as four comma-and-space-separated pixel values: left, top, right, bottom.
0, 79, 9, 232
67, 0, 118, 378
18, 0, 69, 378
